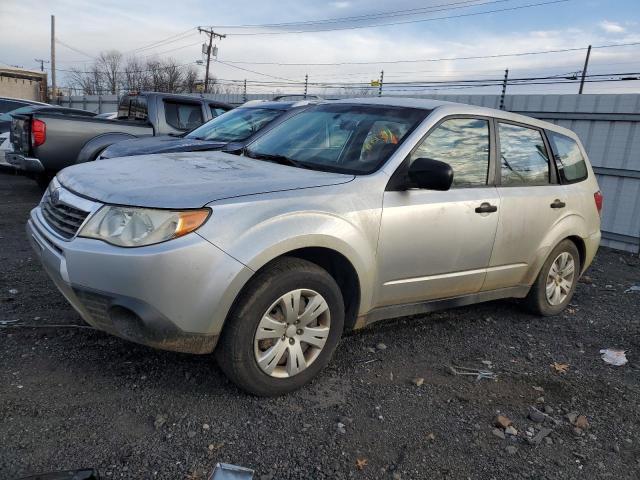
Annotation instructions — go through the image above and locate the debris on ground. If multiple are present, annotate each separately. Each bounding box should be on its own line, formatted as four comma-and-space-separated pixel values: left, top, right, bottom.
376, 343, 387, 351
426, 432, 436, 442
448, 365, 496, 380
575, 415, 590, 430
411, 377, 424, 386
527, 427, 554, 445
494, 415, 512, 429
528, 406, 547, 423
8, 288, 18, 295
600, 348, 628, 366
505, 445, 517, 455
505, 426, 518, 436
153, 414, 167, 430
624, 285, 640, 293
355, 458, 368, 470
578, 275, 593, 284
551, 362, 570, 374
492, 428, 506, 440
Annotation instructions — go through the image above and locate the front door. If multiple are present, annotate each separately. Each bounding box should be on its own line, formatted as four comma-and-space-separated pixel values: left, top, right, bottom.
377, 117, 500, 307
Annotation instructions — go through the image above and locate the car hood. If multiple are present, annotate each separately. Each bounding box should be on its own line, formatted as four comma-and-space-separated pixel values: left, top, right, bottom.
102, 135, 227, 158
57, 151, 355, 209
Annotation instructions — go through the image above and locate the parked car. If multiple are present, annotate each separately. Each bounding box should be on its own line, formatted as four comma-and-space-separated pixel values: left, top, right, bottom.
98, 100, 317, 160
0, 96, 47, 114
26, 98, 601, 396
0, 105, 96, 167
7, 92, 232, 187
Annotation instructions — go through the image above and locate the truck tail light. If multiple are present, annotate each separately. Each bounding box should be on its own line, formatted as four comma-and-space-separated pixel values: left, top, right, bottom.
31, 119, 46, 147
594, 190, 603, 216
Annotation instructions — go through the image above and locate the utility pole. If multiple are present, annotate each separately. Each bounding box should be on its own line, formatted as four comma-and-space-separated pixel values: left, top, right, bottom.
50, 15, 56, 100
378, 70, 384, 97
198, 27, 225, 94
34, 58, 49, 72
578, 45, 592, 95
499, 69, 509, 110
304, 74, 308, 98
243, 79, 247, 103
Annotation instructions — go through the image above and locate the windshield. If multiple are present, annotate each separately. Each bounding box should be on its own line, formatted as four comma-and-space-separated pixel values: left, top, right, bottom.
245, 104, 428, 174
186, 107, 283, 142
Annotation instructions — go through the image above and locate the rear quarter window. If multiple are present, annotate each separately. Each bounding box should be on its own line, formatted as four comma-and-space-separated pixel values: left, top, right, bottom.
546, 131, 588, 184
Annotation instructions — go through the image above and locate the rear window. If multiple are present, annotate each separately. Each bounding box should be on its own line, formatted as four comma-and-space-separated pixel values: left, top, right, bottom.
117, 96, 148, 121
547, 131, 588, 184
164, 101, 203, 130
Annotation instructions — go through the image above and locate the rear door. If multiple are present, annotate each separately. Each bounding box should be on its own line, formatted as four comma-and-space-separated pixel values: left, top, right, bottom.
377, 116, 500, 306
484, 120, 566, 290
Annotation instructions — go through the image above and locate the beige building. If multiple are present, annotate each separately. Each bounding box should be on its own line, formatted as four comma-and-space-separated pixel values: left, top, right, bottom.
0, 66, 47, 102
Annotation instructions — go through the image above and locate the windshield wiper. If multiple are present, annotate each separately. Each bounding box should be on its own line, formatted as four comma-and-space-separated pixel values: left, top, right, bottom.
245, 150, 312, 169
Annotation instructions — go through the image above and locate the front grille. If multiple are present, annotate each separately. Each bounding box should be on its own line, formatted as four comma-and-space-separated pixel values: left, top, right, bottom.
41, 193, 90, 239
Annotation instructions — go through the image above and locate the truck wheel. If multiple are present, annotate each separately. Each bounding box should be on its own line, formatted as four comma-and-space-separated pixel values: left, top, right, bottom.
216, 257, 344, 397
524, 239, 580, 316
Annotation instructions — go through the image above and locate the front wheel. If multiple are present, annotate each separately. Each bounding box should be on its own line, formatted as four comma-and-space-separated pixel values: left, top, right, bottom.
216, 257, 344, 397
524, 239, 580, 316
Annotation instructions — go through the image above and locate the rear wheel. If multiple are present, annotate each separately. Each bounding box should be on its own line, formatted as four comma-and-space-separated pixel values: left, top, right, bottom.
216, 257, 344, 396
524, 239, 580, 316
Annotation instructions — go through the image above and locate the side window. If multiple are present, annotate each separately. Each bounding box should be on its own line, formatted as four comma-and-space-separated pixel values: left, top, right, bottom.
210, 106, 228, 117
547, 131, 588, 184
499, 123, 550, 186
0, 100, 21, 113
410, 118, 490, 188
164, 101, 203, 130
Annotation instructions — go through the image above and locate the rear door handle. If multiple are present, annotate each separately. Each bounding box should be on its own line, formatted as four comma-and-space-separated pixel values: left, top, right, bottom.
475, 202, 498, 214
550, 199, 566, 209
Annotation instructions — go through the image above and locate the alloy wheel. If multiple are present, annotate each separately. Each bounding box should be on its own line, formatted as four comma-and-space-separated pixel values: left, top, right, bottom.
545, 252, 576, 306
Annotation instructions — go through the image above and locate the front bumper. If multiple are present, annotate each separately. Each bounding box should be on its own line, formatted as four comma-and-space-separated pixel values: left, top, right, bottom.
6, 153, 44, 173
27, 202, 253, 354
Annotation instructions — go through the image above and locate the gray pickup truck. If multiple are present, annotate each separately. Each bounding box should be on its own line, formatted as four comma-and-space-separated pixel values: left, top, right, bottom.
8, 92, 231, 187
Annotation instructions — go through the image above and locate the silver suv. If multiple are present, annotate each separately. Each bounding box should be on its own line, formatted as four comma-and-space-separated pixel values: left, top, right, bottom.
27, 98, 601, 396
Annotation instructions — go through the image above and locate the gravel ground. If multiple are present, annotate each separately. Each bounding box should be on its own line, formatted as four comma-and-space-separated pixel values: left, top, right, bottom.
1, 171, 639, 480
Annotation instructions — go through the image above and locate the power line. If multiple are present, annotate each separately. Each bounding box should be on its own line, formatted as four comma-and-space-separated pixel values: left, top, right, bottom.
55, 38, 96, 60
214, 0, 569, 36
210, 0, 514, 29
219, 41, 640, 66
124, 28, 197, 54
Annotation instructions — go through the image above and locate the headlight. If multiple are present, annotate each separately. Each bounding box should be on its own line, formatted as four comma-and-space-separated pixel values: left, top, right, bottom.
79, 206, 210, 247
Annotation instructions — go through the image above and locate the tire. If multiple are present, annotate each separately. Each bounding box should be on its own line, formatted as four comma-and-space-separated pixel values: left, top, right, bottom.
215, 257, 345, 397
524, 239, 581, 316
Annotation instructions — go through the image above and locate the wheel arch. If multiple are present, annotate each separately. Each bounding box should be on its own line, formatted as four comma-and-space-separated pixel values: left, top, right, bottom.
76, 132, 139, 163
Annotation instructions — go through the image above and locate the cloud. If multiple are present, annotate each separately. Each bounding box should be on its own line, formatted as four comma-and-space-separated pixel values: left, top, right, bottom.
330, 1, 350, 7
599, 20, 625, 34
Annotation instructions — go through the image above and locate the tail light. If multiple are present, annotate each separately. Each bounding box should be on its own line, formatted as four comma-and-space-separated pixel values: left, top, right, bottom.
31, 119, 46, 147
594, 190, 603, 216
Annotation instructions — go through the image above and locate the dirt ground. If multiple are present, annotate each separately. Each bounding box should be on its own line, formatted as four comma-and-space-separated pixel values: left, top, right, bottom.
1, 171, 639, 480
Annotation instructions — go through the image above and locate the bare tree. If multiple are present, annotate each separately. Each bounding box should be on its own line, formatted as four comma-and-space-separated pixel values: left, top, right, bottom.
97, 50, 123, 94
68, 65, 101, 95
182, 65, 200, 93
162, 58, 183, 93
121, 56, 148, 93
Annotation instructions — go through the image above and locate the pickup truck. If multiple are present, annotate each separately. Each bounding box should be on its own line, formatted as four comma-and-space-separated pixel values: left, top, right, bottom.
8, 92, 232, 187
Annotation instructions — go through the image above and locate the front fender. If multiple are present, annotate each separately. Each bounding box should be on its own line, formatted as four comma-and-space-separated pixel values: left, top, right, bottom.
77, 133, 140, 163
200, 207, 380, 315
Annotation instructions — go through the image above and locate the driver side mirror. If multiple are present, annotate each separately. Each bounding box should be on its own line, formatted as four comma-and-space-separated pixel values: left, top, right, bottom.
408, 158, 453, 191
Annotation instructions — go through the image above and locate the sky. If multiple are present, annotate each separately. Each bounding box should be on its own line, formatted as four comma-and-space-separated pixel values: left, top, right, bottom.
1, 0, 639, 95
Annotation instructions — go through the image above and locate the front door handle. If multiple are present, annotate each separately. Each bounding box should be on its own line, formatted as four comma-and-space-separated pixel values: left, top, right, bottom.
550, 199, 566, 209
475, 202, 498, 214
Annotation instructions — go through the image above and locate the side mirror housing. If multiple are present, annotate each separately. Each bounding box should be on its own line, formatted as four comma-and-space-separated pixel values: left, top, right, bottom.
408, 158, 453, 191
